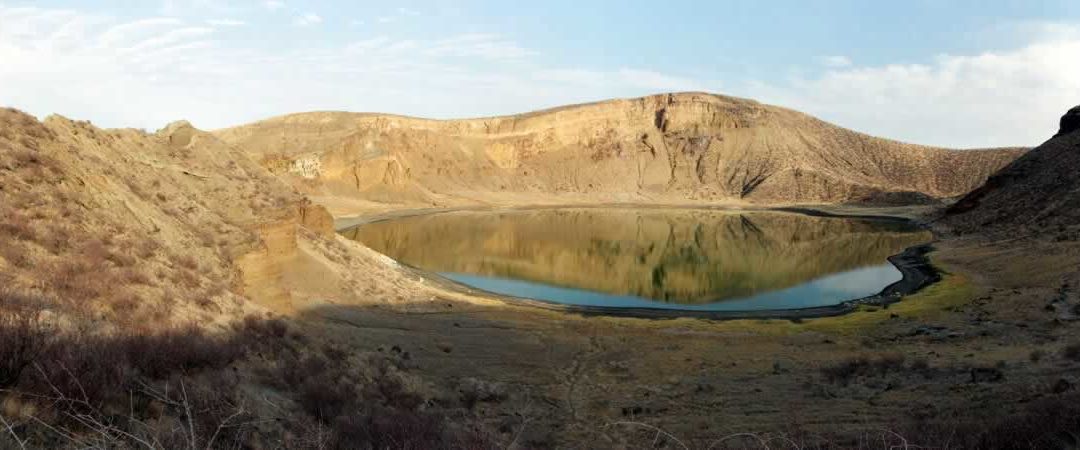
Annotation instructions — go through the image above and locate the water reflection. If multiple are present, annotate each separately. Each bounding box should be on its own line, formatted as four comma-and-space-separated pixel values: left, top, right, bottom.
342, 209, 931, 311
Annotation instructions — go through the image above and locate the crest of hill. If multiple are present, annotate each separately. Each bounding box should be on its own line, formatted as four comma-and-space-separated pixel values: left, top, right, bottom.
215, 92, 1025, 209
945, 106, 1080, 240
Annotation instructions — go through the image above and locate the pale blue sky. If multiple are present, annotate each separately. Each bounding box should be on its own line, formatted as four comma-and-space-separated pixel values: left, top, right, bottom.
2, 1, 1078, 147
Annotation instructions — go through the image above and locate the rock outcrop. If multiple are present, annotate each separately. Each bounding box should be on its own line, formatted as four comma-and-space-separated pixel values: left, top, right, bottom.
216, 92, 1025, 211
1058, 105, 1080, 137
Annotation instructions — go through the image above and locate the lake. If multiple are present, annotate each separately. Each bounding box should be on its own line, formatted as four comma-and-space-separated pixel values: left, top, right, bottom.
342, 208, 931, 312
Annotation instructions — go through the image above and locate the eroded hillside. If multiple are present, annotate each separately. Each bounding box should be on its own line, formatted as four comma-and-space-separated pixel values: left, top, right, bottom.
217, 92, 1024, 215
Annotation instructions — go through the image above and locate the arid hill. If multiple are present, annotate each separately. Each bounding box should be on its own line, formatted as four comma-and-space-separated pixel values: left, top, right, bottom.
945, 105, 1080, 240
0, 108, 485, 447
216, 92, 1024, 214
2, 100, 1078, 448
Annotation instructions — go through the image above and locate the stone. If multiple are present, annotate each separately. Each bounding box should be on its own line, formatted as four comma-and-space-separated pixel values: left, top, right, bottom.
970, 367, 1004, 383
1057, 105, 1080, 137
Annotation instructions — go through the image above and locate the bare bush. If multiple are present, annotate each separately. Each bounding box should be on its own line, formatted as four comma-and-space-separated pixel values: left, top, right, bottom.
1063, 343, 1080, 361
0, 289, 52, 388
820, 352, 909, 385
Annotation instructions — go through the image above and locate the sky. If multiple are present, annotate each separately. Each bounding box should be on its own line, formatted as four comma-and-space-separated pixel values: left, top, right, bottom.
1, 1, 1078, 148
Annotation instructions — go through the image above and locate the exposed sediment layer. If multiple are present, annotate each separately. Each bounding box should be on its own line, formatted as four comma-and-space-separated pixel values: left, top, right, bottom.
217, 92, 1024, 211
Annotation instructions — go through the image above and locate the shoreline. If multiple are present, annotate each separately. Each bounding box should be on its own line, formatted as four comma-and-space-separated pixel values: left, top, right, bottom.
336, 204, 942, 321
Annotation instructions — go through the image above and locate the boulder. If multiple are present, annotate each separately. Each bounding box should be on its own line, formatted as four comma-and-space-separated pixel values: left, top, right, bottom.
1058, 105, 1080, 137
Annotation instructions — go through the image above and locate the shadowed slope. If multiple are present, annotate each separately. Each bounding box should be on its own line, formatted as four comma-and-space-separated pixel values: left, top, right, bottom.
945, 105, 1080, 240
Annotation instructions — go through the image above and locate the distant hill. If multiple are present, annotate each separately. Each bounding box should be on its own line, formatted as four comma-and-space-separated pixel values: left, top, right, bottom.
945, 106, 1080, 240
215, 92, 1024, 210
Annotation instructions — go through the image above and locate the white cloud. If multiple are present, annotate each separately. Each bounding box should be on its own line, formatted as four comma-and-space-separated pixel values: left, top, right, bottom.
263, 1, 285, 12
2, 4, 1077, 149
422, 34, 535, 59
160, 0, 238, 16
534, 68, 711, 92
207, 19, 246, 27
117, 27, 214, 54
293, 13, 322, 27
396, 8, 420, 16
750, 31, 1080, 147
376, 16, 393, 24
821, 55, 852, 68
98, 18, 183, 47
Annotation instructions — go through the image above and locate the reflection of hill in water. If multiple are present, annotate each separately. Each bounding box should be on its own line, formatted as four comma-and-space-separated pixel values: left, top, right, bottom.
343, 209, 931, 304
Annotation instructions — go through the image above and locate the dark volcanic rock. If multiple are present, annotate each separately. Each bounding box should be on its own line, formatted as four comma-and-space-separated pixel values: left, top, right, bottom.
1058, 105, 1080, 137
970, 367, 1005, 383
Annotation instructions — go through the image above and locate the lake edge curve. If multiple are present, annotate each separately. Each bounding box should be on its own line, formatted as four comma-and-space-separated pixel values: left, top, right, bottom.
338, 206, 941, 320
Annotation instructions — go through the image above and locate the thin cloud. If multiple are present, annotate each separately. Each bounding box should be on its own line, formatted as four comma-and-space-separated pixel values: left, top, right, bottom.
3, 3, 1077, 149
98, 18, 184, 47
206, 19, 246, 27
750, 26, 1080, 147
263, 1, 285, 12
293, 13, 322, 27
117, 27, 214, 54
821, 55, 852, 68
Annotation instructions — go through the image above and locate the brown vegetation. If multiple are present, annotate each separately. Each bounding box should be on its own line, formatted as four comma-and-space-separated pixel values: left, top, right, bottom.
0, 289, 488, 449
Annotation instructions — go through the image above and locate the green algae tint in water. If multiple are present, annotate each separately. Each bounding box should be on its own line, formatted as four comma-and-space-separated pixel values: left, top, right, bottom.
342, 209, 931, 312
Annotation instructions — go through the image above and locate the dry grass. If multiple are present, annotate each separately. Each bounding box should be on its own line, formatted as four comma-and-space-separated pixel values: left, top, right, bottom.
0, 287, 490, 449
819, 352, 911, 385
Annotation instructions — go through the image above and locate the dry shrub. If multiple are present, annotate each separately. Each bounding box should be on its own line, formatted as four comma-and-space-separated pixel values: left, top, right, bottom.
896, 392, 1080, 449
118, 267, 152, 285
820, 352, 909, 385
49, 258, 110, 303
0, 241, 33, 269
0, 300, 487, 449
0, 213, 38, 241
177, 254, 199, 270
1063, 343, 1080, 361
136, 239, 160, 259
38, 223, 73, 254
0, 289, 53, 388
172, 268, 202, 290
7, 324, 246, 415
197, 228, 216, 247
79, 239, 111, 262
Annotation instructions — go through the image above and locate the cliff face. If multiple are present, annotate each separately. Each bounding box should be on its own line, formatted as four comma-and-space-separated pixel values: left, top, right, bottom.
216, 92, 1024, 210
945, 105, 1080, 240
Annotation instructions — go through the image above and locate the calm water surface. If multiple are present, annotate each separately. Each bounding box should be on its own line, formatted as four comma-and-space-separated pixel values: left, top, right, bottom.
342, 209, 930, 312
